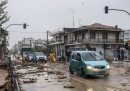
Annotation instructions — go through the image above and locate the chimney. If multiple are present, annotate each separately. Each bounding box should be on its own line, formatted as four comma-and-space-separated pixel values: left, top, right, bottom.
115, 25, 118, 29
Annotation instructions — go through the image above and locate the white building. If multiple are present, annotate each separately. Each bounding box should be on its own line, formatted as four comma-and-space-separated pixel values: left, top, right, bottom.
22, 38, 34, 48
124, 30, 130, 42
50, 23, 124, 59
34, 38, 46, 50
50, 31, 64, 58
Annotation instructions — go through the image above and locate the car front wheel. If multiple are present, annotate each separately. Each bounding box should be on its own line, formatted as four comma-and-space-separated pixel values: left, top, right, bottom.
81, 68, 87, 78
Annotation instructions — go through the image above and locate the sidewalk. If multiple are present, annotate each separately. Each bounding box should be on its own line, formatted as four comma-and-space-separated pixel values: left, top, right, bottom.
0, 68, 8, 87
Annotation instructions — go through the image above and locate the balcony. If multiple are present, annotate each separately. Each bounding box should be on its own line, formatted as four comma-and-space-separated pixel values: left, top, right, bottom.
52, 39, 64, 43
68, 38, 123, 44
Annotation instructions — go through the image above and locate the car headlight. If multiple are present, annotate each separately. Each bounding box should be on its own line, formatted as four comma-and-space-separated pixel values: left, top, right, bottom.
87, 65, 93, 69
106, 64, 110, 69
20, 57, 23, 60
44, 56, 47, 60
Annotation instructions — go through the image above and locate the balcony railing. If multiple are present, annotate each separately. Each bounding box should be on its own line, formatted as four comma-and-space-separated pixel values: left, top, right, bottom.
51, 40, 64, 43
68, 38, 123, 44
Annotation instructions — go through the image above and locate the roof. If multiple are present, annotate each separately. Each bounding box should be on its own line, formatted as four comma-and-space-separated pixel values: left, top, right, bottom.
64, 28, 79, 33
51, 31, 64, 36
80, 23, 124, 32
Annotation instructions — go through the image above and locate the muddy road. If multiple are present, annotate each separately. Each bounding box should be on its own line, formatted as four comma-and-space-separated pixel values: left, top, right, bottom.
15, 61, 130, 91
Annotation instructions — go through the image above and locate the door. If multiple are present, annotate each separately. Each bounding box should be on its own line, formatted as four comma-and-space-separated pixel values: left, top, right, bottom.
75, 53, 82, 72
70, 52, 77, 72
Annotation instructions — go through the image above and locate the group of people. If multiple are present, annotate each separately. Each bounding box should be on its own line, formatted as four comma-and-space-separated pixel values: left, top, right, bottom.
113, 47, 126, 61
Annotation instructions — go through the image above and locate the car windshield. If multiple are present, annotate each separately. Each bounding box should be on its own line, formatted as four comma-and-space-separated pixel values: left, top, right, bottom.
82, 52, 103, 61
35, 52, 45, 56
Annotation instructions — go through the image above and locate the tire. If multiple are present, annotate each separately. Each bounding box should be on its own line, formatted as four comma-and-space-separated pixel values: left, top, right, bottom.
44, 61, 47, 63
104, 73, 109, 78
81, 69, 86, 78
69, 66, 74, 74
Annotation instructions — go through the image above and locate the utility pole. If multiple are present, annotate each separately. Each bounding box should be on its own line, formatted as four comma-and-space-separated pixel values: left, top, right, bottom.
72, 9, 75, 28
46, 31, 49, 59
30, 40, 32, 48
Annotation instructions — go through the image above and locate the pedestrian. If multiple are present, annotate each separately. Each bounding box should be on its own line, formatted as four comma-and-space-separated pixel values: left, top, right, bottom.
60, 55, 66, 64
117, 47, 120, 61
66, 49, 71, 62
49, 51, 56, 63
120, 48, 124, 61
113, 49, 118, 61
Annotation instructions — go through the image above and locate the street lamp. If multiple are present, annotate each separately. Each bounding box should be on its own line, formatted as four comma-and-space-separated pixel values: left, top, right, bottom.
5, 23, 29, 30
46, 31, 52, 58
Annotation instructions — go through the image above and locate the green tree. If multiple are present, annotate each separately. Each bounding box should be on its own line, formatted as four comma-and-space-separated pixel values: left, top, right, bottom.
0, 0, 9, 25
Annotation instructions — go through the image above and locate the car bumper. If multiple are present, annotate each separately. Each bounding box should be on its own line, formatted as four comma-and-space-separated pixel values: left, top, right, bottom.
37, 58, 47, 61
85, 68, 109, 76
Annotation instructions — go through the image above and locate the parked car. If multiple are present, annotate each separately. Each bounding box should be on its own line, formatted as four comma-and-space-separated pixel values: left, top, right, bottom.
26, 54, 37, 62
69, 51, 110, 77
35, 52, 47, 63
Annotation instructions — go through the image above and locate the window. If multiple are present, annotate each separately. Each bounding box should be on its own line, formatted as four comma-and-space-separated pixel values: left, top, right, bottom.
90, 32, 95, 39
102, 32, 107, 39
82, 31, 85, 39
71, 53, 76, 59
76, 53, 81, 61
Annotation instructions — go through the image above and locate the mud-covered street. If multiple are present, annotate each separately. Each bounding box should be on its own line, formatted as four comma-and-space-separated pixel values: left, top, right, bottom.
14, 61, 130, 91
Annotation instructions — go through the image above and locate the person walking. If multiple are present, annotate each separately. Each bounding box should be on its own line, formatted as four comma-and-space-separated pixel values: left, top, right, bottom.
120, 48, 125, 61
49, 51, 56, 62
66, 50, 71, 62
117, 47, 120, 61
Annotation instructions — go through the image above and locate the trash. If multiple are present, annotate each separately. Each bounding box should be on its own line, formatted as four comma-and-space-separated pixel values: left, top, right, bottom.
0, 84, 4, 89
58, 76, 67, 79
57, 80, 62, 82
55, 71, 64, 75
64, 85, 75, 88
45, 78, 48, 80
121, 83, 127, 87
37, 66, 44, 69
23, 78, 37, 83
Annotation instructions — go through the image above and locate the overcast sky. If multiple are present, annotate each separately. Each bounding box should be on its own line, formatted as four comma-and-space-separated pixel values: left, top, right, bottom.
5, 0, 130, 49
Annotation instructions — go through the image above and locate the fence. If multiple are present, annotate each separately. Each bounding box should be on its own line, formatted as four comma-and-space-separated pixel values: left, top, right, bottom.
8, 57, 20, 91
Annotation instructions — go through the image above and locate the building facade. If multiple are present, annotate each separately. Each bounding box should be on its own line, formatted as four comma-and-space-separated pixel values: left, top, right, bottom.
50, 23, 124, 59
49, 31, 64, 58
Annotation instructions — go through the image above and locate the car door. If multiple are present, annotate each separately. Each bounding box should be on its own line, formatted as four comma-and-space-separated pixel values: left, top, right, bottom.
70, 52, 77, 72
75, 53, 82, 72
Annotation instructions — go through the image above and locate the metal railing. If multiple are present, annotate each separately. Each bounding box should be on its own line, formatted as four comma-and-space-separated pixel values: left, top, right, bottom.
8, 57, 21, 91
68, 38, 123, 44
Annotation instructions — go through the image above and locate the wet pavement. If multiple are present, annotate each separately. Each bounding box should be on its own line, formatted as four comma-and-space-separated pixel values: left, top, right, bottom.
15, 61, 130, 91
